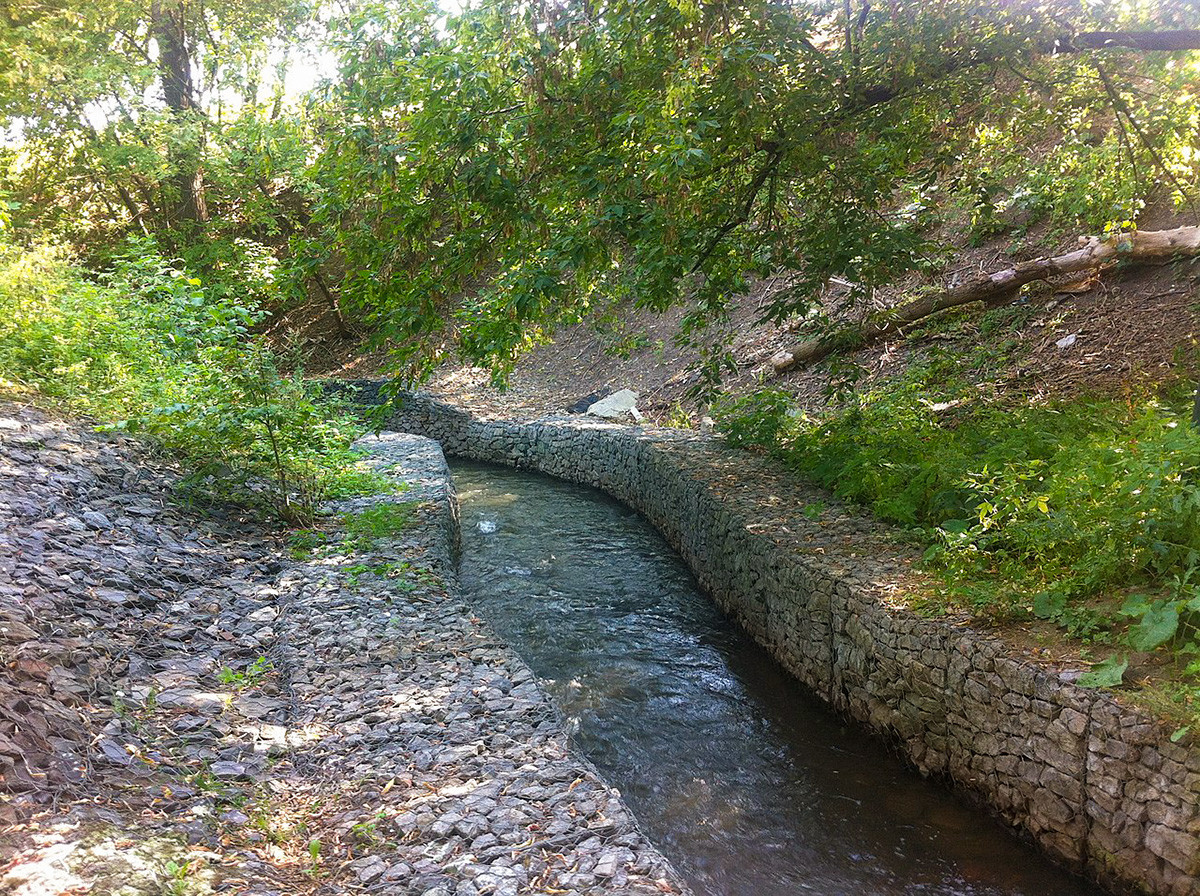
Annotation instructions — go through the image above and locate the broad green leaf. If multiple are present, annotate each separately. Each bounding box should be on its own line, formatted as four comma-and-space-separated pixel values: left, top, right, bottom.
1126, 603, 1179, 652
1077, 656, 1128, 689
1118, 593, 1152, 617
1032, 591, 1066, 620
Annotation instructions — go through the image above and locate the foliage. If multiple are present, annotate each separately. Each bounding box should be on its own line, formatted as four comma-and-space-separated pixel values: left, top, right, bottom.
0, 238, 372, 524
717, 368, 1200, 717
714, 370, 1200, 646
0, 0, 315, 235
950, 55, 1200, 240
0, 0, 327, 344
3, 0, 1199, 394
302, 0, 1200, 387
717, 388, 795, 450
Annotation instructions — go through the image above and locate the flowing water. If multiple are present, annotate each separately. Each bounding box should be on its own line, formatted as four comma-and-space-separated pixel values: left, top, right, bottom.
453, 461, 1100, 896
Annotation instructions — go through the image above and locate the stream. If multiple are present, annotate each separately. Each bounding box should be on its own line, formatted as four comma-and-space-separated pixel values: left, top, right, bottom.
452, 460, 1100, 896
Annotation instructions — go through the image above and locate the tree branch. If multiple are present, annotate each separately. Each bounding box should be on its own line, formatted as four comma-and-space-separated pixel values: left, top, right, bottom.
1095, 62, 1198, 219
770, 226, 1200, 374
689, 145, 784, 275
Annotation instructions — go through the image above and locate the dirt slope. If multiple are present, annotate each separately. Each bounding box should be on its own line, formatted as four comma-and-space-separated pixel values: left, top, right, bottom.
279, 205, 1200, 421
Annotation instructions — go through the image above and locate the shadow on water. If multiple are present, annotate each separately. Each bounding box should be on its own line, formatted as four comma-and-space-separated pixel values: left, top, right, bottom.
452, 461, 1102, 896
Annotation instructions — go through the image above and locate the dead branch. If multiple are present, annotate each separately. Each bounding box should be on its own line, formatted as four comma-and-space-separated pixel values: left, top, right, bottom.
769, 225, 1200, 375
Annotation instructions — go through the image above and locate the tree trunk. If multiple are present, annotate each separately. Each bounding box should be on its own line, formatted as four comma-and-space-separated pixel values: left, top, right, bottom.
770, 226, 1200, 375
313, 271, 353, 340
152, 1, 208, 224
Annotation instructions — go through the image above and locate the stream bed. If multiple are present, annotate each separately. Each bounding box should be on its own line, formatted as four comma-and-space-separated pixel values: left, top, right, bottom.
453, 461, 1100, 896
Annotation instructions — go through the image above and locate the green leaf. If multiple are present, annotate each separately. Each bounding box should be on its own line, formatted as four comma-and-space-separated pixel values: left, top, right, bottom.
1032, 591, 1066, 620
1127, 603, 1179, 652
1077, 655, 1128, 689
1118, 593, 1153, 617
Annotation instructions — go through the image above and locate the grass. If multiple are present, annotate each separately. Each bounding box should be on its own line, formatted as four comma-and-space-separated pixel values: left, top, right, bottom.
340, 503, 417, 549
288, 503, 443, 597
715, 350, 1200, 727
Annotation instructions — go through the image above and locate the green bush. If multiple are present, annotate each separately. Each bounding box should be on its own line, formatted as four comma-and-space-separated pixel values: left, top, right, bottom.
0, 238, 376, 525
716, 376, 1200, 627
0, 242, 171, 416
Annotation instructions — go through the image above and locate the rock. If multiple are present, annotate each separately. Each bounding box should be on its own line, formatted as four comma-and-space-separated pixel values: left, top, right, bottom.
567, 386, 613, 414
585, 389, 643, 422
592, 852, 621, 877
93, 588, 132, 606
97, 738, 133, 766
349, 855, 388, 884
219, 809, 250, 825
81, 510, 113, 529
209, 761, 248, 779
383, 862, 414, 881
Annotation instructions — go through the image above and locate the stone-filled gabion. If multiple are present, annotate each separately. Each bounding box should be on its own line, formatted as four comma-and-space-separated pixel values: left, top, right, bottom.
337, 382, 1200, 896
284, 432, 691, 896
0, 403, 688, 896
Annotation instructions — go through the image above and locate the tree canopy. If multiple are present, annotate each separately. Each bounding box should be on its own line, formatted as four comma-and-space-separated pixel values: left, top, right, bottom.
1, 0, 1198, 386
0, 0, 314, 247
4, 0, 1200, 697
303, 0, 1200, 388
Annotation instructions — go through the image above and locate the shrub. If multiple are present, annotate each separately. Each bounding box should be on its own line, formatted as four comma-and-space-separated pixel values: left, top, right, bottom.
0, 238, 373, 525
715, 377, 1200, 622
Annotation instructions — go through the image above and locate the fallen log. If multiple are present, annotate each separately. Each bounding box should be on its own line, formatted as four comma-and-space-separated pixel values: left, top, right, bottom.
769, 225, 1200, 375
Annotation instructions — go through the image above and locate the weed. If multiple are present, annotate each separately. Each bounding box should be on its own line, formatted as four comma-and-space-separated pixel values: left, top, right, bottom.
289, 529, 330, 560
350, 811, 387, 845
661, 401, 694, 430
188, 769, 232, 800
217, 656, 272, 690
801, 501, 826, 522
162, 859, 192, 896
345, 559, 441, 592
345, 562, 373, 588
340, 502, 416, 550
304, 838, 322, 876
382, 560, 442, 592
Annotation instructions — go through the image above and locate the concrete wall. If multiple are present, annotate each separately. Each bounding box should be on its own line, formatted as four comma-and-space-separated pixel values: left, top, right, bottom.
343, 384, 1199, 896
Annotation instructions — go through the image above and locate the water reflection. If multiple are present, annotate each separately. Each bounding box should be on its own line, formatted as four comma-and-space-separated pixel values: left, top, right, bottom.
453, 462, 1100, 896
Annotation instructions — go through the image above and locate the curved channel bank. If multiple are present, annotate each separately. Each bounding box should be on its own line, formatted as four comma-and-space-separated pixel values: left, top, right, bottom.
342, 383, 1200, 896
339, 432, 691, 896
